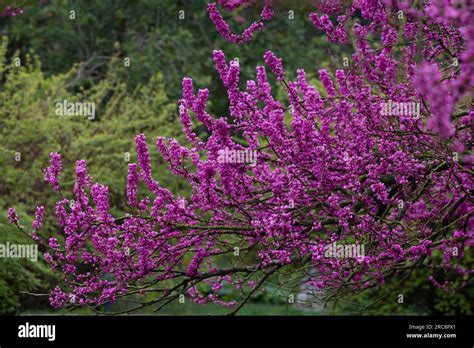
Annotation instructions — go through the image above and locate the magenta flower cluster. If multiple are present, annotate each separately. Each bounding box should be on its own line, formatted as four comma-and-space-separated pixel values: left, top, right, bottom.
0, 5, 23, 17
263, 50, 285, 81
32, 206, 45, 231
44, 153, 62, 192
7, 208, 18, 224
207, 1, 274, 44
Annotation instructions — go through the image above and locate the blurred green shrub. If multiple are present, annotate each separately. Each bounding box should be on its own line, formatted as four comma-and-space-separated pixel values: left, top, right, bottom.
0, 36, 186, 313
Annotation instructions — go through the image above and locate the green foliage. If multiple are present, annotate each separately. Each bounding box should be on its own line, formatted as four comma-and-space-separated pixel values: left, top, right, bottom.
0, 35, 185, 207
331, 264, 474, 315
2, 0, 348, 112
0, 36, 186, 312
0, 210, 57, 314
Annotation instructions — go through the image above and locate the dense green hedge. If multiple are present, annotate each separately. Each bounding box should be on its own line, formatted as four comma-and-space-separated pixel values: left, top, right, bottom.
0, 37, 185, 313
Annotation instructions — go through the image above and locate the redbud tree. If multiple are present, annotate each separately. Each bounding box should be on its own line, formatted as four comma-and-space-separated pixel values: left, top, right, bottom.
8, 0, 473, 314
